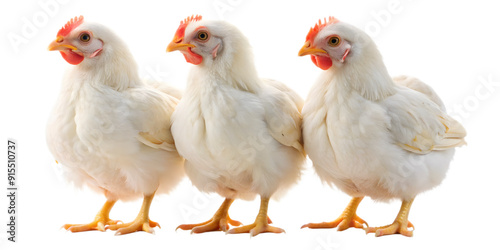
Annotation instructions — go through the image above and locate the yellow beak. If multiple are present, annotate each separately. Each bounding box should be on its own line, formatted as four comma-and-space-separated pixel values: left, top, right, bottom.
166, 38, 195, 52
298, 41, 327, 56
48, 36, 78, 51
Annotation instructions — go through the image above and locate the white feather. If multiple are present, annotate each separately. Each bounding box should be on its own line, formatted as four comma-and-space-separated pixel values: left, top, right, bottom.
46, 22, 184, 201
303, 21, 466, 202
171, 20, 305, 201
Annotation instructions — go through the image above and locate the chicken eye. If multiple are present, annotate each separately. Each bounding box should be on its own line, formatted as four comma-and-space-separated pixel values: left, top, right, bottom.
79, 32, 91, 42
328, 36, 340, 47
197, 31, 209, 41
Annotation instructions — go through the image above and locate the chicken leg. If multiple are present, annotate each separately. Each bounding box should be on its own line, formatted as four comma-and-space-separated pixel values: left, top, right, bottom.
63, 199, 121, 232
227, 196, 284, 237
107, 192, 159, 235
366, 198, 415, 237
177, 198, 242, 233
302, 197, 368, 231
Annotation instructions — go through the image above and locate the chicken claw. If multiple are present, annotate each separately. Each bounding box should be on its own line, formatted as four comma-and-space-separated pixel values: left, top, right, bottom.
63, 219, 122, 232
107, 192, 159, 235
63, 200, 121, 232
227, 197, 285, 237
302, 197, 367, 231
366, 198, 415, 237
108, 219, 160, 235
227, 220, 285, 236
177, 198, 241, 233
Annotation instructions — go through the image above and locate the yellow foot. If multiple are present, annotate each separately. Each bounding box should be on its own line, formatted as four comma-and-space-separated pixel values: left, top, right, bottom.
177, 198, 240, 233
63, 199, 119, 232
63, 219, 122, 232
226, 196, 284, 237
301, 214, 367, 231
302, 197, 367, 231
177, 215, 242, 233
107, 219, 160, 235
106, 192, 159, 235
366, 221, 414, 237
227, 221, 285, 237
366, 198, 415, 237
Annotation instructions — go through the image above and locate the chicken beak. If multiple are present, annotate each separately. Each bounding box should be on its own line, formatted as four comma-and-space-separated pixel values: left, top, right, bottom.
48, 36, 78, 52
166, 38, 195, 52
298, 41, 327, 56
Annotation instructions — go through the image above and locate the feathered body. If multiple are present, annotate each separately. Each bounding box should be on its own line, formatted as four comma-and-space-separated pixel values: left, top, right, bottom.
171, 19, 304, 201
299, 17, 466, 236
302, 20, 466, 202
303, 73, 461, 201
47, 20, 184, 202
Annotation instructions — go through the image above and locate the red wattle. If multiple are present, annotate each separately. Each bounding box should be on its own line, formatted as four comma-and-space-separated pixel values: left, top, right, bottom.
311, 55, 332, 70
182, 47, 203, 65
60, 50, 84, 65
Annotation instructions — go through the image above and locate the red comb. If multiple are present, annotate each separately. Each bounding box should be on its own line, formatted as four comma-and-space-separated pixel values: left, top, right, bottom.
57, 16, 84, 37
174, 15, 202, 39
305, 16, 339, 41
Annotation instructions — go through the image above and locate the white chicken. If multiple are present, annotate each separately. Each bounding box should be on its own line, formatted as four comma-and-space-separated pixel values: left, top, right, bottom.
46, 16, 184, 235
298, 17, 466, 237
166, 15, 305, 236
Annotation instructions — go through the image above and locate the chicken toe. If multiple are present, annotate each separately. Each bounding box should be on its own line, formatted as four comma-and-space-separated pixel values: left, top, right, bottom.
366, 198, 415, 237
177, 198, 241, 233
227, 196, 285, 237
63, 200, 120, 232
302, 197, 367, 231
107, 192, 159, 235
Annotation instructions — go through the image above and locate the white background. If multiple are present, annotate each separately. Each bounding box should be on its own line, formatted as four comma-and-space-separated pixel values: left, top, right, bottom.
1, 0, 499, 249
